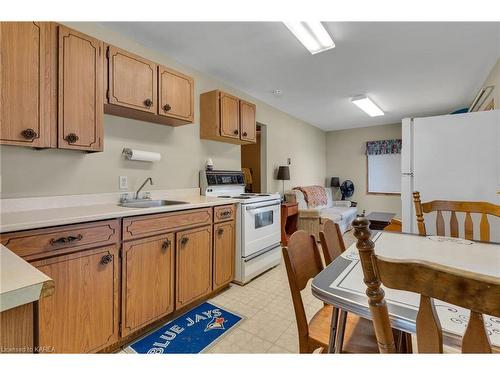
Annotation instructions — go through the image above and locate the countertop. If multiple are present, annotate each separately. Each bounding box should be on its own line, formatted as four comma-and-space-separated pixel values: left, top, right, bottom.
0, 244, 54, 312
0, 194, 239, 233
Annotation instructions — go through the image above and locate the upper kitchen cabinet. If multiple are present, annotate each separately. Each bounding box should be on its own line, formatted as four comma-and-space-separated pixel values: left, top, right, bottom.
107, 46, 157, 114
58, 26, 103, 152
0, 22, 54, 148
239, 99, 257, 143
158, 66, 194, 123
200, 90, 257, 145
104, 45, 194, 127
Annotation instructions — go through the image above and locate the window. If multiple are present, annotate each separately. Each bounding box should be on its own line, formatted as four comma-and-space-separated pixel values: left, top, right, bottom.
366, 139, 402, 195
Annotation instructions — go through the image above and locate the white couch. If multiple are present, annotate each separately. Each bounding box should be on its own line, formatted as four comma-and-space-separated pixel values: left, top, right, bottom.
285, 187, 358, 238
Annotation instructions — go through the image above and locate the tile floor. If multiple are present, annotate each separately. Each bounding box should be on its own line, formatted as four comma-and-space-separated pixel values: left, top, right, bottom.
121, 231, 356, 354
204, 230, 357, 354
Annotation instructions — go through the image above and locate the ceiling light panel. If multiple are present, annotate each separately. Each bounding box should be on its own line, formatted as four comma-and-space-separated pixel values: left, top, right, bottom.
351, 96, 384, 117
284, 22, 335, 55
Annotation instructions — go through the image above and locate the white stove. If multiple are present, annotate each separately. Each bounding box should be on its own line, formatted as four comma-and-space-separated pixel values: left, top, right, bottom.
200, 170, 282, 284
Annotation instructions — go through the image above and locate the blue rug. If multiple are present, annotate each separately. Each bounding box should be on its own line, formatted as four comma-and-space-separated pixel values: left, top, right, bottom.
127, 302, 243, 354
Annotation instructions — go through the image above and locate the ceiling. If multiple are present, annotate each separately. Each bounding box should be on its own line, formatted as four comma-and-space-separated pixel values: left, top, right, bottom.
101, 22, 500, 131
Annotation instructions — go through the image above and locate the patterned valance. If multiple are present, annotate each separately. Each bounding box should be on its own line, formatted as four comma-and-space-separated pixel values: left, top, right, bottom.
366, 139, 402, 155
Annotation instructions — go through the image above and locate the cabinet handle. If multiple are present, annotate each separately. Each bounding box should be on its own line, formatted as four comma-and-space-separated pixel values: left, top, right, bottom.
180, 236, 189, 246
220, 210, 231, 218
49, 234, 83, 246
64, 133, 79, 144
217, 228, 224, 235
100, 254, 113, 265
163, 104, 171, 112
161, 239, 171, 250
233, 129, 239, 135
20, 128, 38, 140
144, 99, 153, 107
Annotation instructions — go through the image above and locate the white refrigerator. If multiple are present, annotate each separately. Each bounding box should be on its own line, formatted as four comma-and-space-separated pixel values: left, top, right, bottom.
401, 110, 500, 242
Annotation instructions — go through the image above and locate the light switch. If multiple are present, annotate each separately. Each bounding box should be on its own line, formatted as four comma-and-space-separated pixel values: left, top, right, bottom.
119, 176, 128, 191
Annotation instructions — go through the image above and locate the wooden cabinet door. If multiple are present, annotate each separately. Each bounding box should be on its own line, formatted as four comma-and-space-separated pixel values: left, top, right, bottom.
58, 25, 103, 151
0, 22, 52, 147
219, 92, 240, 139
33, 246, 119, 353
158, 66, 194, 122
213, 221, 235, 290
108, 46, 157, 114
239, 100, 256, 143
122, 234, 175, 336
176, 226, 212, 308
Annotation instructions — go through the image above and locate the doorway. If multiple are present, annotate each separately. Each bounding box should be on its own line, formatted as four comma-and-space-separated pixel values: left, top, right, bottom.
241, 123, 265, 193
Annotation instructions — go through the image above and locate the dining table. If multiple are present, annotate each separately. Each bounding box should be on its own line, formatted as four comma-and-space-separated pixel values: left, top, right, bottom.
311, 231, 500, 353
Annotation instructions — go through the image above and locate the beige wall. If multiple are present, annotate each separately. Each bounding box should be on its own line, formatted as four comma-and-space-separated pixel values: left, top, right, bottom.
0, 22, 325, 198
480, 57, 500, 109
326, 123, 402, 217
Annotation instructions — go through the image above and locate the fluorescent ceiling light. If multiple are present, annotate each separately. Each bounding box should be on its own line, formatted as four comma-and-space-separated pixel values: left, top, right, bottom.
284, 22, 335, 55
351, 95, 384, 117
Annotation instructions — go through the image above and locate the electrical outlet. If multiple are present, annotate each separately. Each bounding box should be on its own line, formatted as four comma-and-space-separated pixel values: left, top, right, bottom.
119, 176, 128, 191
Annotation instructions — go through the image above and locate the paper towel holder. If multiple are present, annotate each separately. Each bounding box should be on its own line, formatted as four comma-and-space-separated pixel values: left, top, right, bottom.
122, 148, 161, 162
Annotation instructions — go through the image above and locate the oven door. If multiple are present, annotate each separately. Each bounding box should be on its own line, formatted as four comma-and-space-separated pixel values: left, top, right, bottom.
241, 199, 281, 257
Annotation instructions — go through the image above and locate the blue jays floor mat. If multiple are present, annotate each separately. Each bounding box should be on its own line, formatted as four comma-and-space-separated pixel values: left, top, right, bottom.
126, 302, 243, 354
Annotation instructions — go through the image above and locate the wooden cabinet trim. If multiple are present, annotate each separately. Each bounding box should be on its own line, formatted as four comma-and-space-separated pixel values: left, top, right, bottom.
158, 65, 194, 122
107, 45, 157, 114
57, 25, 103, 151
239, 99, 257, 143
214, 204, 236, 223
0, 219, 120, 261
122, 208, 213, 241
0, 22, 53, 148
175, 225, 213, 308
213, 221, 235, 290
32, 245, 120, 353
121, 233, 175, 336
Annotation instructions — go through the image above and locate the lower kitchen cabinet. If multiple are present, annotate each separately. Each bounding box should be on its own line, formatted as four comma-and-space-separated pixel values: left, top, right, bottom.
176, 225, 213, 309
32, 246, 119, 353
121, 234, 175, 336
213, 221, 235, 290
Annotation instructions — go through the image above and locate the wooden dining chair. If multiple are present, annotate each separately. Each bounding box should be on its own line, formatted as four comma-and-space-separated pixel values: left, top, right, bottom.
353, 215, 500, 353
319, 219, 345, 265
282, 230, 378, 353
413, 191, 500, 241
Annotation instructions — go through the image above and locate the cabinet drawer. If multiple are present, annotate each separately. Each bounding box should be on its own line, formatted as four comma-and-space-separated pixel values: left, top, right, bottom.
214, 204, 236, 223
122, 208, 213, 241
0, 220, 120, 261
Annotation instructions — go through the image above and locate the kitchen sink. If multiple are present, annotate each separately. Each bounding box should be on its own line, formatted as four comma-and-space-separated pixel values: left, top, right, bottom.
119, 199, 189, 208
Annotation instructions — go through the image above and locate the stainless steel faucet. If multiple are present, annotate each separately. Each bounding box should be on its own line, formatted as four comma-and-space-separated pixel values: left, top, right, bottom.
136, 177, 153, 199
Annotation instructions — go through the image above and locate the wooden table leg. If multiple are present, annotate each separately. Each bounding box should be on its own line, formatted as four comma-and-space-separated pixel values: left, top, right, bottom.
334, 309, 348, 353
327, 307, 339, 353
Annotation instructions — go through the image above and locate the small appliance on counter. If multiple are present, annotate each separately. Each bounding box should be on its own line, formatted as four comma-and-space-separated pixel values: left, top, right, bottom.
200, 170, 281, 284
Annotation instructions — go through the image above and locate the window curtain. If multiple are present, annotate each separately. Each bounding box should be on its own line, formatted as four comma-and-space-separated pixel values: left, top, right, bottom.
366, 139, 402, 155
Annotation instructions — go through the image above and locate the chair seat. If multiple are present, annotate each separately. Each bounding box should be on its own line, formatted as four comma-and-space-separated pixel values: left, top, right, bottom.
309, 305, 379, 353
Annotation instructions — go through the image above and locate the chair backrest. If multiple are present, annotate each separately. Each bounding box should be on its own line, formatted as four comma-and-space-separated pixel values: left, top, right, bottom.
319, 219, 345, 265
413, 191, 500, 241
353, 215, 500, 354
282, 230, 324, 339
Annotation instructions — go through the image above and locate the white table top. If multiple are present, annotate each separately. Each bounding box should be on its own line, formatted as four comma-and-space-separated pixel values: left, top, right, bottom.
312, 231, 500, 350
0, 244, 54, 312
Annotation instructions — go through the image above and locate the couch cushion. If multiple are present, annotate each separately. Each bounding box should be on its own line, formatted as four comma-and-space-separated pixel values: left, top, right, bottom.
320, 206, 357, 221
293, 186, 328, 208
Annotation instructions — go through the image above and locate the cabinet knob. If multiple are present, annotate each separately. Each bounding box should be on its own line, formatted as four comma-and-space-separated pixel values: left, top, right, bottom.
20, 128, 38, 140
144, 99, 153, 107
217, 228, 224, 235
100, 254, 113, 265
161, 239, 171, 250
242, 132, 248, 137
233, 129, 239, 135
180, 236, 189, 246
65, 133, 79, 144
163, 104, 171, 112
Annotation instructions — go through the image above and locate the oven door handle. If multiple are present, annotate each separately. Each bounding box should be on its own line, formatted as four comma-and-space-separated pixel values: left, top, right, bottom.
245, 201, 281, 211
